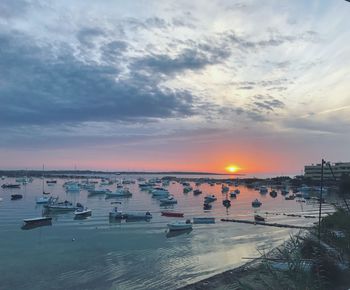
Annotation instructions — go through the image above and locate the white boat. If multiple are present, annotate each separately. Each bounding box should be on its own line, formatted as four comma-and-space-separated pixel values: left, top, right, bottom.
160, 195, 177, 205
35, 196, 51, 204
167, 220, 192, 231
106, 189, 132, 197
109, 207, 152, 220
74, 207, 92, 217
151, 188, 169, 197
252, 198, 262, 207
65, 183, 80, 192
44, 197, 81, 211
204, 194, 217, 202
88, 189, 111, 195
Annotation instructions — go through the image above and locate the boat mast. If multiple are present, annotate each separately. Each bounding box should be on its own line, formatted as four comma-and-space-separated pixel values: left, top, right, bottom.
42, 164, 45, 194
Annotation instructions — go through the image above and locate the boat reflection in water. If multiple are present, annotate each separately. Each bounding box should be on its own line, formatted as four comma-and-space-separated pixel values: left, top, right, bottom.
21, 217, 52, 230
166, 228, 192, 238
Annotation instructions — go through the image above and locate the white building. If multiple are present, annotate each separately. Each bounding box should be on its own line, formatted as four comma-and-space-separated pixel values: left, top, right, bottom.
304, 162, 350, 180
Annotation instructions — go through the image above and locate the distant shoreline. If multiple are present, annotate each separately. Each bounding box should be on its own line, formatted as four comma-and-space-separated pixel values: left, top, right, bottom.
0, 169, 245, 177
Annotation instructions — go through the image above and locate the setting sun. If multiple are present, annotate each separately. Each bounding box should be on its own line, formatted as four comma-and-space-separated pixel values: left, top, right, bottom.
226, 165, 239, 173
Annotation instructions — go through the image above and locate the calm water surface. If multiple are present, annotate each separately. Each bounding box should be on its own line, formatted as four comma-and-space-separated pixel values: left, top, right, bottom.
0, 175, 335, 290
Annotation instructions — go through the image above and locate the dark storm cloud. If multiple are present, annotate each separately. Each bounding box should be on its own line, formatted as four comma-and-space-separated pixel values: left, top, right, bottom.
0, 31, 195, 128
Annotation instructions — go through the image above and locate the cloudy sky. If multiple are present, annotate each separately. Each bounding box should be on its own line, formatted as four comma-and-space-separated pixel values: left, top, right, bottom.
0, 0, 349, 175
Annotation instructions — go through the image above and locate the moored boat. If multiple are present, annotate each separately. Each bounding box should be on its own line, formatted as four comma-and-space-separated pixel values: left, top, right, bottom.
193, 217, 215, 224
2, 183, 20, 188
44, 197, 81, 211
167, 220, 192, 231
159, 195, 177, 205
11, 194, 23, 200
204, 194, 217, 203
193, 189, 202, 195
161, 211, 184, 217
23, 216, 52, 224
230, 191, 237, 198
36, 196, 51, 204
74, 207, 92, 217
88, 189, 111, 195
106, 189, 132, 198
203, 202, 212, 210
269, 190, 277, 198
223, 199, 231, 207
22, 217, 52, 230
254, 214, 265, 222
252, 198, 262, 207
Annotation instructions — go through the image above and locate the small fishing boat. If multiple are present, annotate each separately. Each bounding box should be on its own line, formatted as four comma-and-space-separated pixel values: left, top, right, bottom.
234, 189, 240, 194
252, 199, 262, 207
65, 183, 80, 192
109, 207, 152, 220
254, 214, 265, 222
281, 189, 289, 195
167, 220, 192, 231
285, 195, 295, 200
151, 188, 169, 197
183, 186, 193, 193
269, 190, 277, 198
161, 211, 184, 217
203, 202, 212, 210
74, 207, 92, 217
230, 191, 237, 198
159, 195, 177, 205
44, 197, 81, 211
88, 189, 111, 195
106, 189, 132, 198
204, 195, 217, 203
223, 199, 231, 207
22, 216, 52, 230
193, 217, 215, 224
221, 185, 229, 193
23, 216, 52, 224
46, 180, 57, 184
193, 189, 202, 195
259, 186, 268, 194
11, 194, 23, 200
36, 196, 51, 204
2, 183, 20, 188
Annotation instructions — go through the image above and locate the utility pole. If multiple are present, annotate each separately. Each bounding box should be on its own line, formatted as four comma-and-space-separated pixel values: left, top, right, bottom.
318, 159, 325, 241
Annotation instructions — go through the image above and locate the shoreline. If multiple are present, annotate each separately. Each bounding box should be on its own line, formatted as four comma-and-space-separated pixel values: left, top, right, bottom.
178, 234, 302, 290
178, 258, 260, 290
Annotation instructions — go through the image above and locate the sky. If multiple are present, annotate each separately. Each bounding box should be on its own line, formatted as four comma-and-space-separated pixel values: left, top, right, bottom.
0, 0, 349, 175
